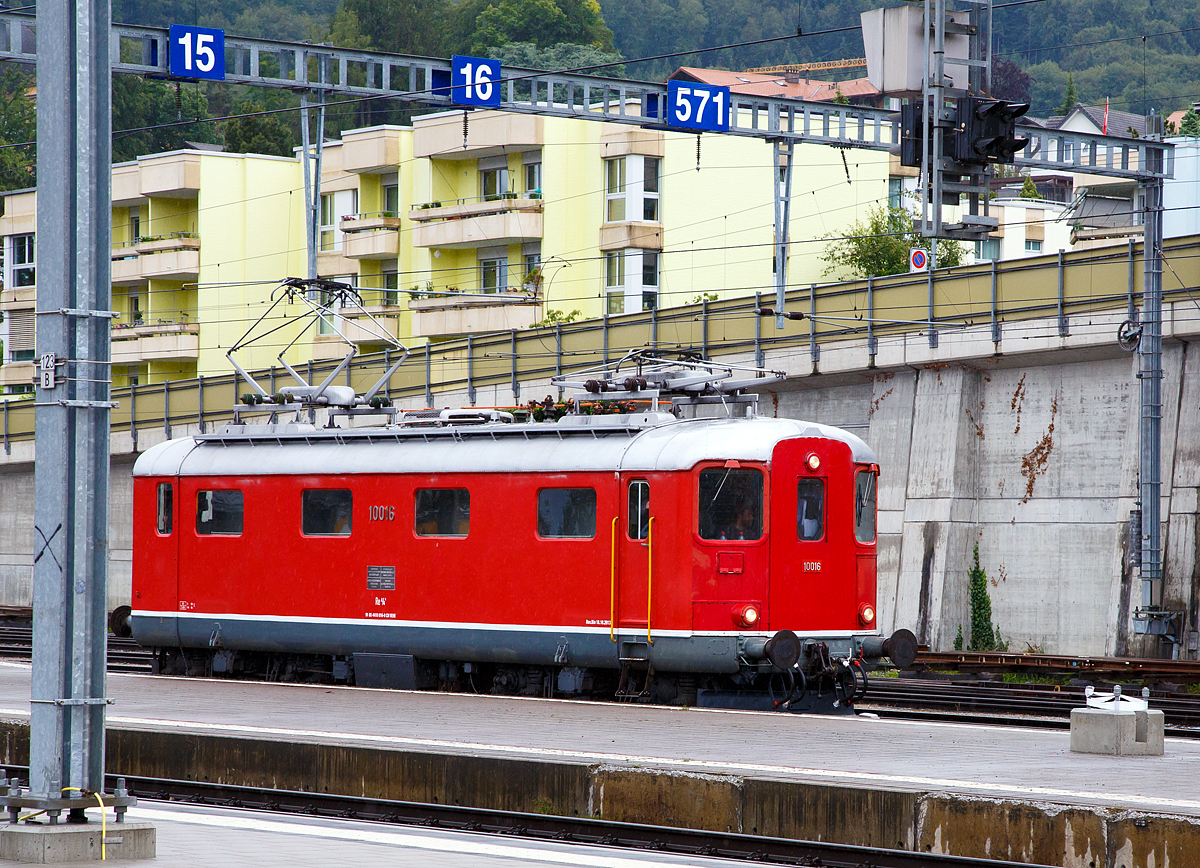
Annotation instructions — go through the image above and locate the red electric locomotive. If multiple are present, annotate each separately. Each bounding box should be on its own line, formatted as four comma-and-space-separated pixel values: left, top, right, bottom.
126, 352, 916, 712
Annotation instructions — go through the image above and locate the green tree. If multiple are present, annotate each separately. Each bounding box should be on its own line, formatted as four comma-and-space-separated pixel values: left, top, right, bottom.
338, 0, 446, 56
0, 68, 36, 191
1056, 72, 1078, 116
490, 41, 625, 76
820, 204, 964, 279
222, 100, 294, 156
967, 544, 997, 652
1181, 108, 1200, 137
1019, 175, 1039, 199
450, 0, 613, 54
112, 76, 219, 163
831, 85, 848, 105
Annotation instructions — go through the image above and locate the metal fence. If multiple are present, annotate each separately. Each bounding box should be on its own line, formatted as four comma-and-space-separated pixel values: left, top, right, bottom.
2, 235, 1197, 454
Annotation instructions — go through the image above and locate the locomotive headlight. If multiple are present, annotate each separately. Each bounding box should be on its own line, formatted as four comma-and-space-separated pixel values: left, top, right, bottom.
859, 604, 876, 625
806, 453, 821, 471
731, 603, 761, 628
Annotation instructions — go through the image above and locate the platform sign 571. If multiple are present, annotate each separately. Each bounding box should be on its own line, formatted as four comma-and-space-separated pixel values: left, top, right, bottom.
667, 80, 731, 132
169, 24, 226, 80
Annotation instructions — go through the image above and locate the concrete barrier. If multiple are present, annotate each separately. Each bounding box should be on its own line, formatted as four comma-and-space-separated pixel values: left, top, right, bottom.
0, 719, 1195, 865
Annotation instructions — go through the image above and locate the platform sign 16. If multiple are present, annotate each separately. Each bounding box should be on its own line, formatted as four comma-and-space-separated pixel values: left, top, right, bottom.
668, 80, 731, 132
451, 55, 501, 107
169, 24, 226, 80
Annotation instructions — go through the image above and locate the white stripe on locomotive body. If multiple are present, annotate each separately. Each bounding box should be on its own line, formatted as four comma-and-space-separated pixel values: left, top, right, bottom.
131, 415, 877, 478
133, 609, 875, 641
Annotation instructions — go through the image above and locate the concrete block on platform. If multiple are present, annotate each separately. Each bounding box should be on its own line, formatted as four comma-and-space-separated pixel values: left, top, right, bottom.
1069, 707, 1164, 756
0, 821, 155, 862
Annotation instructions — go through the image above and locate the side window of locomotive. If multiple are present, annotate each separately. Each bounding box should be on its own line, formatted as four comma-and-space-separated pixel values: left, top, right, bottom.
797, 478, 824, 541
855, 471, 877, 543
698, 468, 764, 541
537, 488, 597, 539
415, 488, 470, 537
627, 480, 650, 540
196, 490, 244, 536
156, 483, 173, 535
302, 489, 353, 536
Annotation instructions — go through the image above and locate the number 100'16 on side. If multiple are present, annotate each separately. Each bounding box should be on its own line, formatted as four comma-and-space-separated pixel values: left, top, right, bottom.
667, 81, 731, 132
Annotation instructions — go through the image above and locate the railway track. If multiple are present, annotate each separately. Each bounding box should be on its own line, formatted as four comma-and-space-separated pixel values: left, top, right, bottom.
0, 767, 1056, 868
0, 625, 1198, 735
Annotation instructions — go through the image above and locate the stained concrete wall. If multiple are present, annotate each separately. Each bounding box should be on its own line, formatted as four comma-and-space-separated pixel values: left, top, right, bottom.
1, 306, 1198, 657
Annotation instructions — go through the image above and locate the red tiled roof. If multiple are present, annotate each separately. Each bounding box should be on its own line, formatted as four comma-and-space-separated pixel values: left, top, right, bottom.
670, 67, 880, 102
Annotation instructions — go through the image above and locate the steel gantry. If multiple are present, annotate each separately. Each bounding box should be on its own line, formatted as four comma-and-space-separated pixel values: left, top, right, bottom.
0, 3, 1180, 821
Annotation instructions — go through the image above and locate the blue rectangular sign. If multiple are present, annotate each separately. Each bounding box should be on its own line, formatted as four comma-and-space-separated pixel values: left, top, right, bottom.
667, 80, 731, 132
451, 55, 501, 107
169, 24, 226, 80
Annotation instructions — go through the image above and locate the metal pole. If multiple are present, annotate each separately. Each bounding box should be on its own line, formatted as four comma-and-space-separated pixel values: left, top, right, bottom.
1138, 172, 1165, 628
1057, 250, 1068, 336
466, 334, 475, 405
867, 277, 877, 359
990, 259, 1001, 343
198, 374, 205, 434
1127, 237, 1138, 323
510, 331, 519, 402
808, 284, 819, 363
754, 292, 764, 369
28, 0, 114, 814
772, 140, 794, 330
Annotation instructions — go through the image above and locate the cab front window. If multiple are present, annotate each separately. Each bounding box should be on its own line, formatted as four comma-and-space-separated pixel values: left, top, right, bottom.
698, 467, 763, 541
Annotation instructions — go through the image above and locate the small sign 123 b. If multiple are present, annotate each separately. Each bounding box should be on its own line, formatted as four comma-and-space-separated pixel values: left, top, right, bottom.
667, 80, 731, 132
169, 24, 226, 80
451, 55, 501, 107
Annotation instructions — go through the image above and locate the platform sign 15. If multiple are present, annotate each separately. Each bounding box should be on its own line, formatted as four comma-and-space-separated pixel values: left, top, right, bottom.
668, 80, 731, 132
169, 24, 226, 80
451, 55, 501, 107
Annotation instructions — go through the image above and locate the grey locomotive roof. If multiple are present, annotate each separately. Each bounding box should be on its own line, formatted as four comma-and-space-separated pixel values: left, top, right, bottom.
132, 414, 877, 477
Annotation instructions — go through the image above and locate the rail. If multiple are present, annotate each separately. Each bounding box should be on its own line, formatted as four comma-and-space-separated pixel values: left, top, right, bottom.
1, 236, 1198, 454
913, 649, 1200, 681
0, 771, 1053, 868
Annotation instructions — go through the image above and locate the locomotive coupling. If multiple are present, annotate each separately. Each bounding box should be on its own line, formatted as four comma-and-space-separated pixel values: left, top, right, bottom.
859, 628, 919, 668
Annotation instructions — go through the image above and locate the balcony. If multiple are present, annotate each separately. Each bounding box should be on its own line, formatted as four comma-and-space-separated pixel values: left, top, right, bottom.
341, 212, 402, 260
599, 221, 664, 251
111, 320, 200, 364
138, 152, 201, 198
135, 233, 200, 281
111, 243, 143, 285
409, 292, 542, 338
413, 112, 542, 160
0, 285, 36, 311
0, 361, 34, 391
341, 128, 402, 174
409, 196, 543, 249
340, 308, 403, 343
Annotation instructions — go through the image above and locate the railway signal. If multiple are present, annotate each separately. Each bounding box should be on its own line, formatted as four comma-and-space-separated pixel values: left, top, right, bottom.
950, 96, 1030, 165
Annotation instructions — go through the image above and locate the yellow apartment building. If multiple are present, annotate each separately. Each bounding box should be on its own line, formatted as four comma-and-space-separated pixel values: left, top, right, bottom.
0, 110, 895, 395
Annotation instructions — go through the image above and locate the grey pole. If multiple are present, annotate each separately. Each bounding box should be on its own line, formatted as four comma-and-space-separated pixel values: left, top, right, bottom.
27, 0, 116, 816
772, 140, 794, 330
1136, 168, 1167, 640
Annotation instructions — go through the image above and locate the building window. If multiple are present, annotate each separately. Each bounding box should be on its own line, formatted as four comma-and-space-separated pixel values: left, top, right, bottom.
9, 233, 34, 287
129, 293, 143, 325
319, 191, 357, 252
1025, 239, 1042, 252
126, 366, 141, 387
383, 183, 399, 216
6, 309, 34, 361
480, 252, 507, 292
797, 478, 824, 541
196, 490, 244, 536
975, 238, 1000, 261
524, 161, 541, 195
641, 250, 659, 311
605, 157, 626, 222
129, 206, 141, 242
480, 167, 509, 201
888, 177, 904, 210
383, 270, 399, 306
643, 157, 660, 221
415, 488, 470, 537
605, 250, 625, 314
537, 488, 597, 538
302, 489, 353, 536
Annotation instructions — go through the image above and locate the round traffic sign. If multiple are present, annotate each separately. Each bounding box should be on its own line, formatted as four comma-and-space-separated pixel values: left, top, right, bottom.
910, 248, 928, 271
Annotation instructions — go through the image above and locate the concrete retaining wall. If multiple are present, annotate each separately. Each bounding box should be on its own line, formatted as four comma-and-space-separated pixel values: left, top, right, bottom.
1, 308, 1198, 657
0, 721, 1193, 866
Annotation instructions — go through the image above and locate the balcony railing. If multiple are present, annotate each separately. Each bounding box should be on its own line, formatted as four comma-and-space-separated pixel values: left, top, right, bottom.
340, 211, 403, 232
111, 318, 200, 364
408, 193, 542, 222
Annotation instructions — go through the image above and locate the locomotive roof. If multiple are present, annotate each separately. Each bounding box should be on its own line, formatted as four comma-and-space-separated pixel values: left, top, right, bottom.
132, 413, 877, 477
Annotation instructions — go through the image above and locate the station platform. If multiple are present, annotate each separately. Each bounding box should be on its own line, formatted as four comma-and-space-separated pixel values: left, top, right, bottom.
0, 662, 1195, 864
